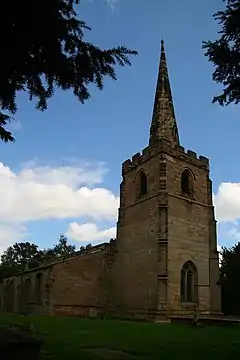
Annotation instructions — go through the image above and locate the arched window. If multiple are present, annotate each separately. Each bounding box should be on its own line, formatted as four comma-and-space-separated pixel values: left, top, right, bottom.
181, 169, 194, 196
180, 261, 198, 303
138, 171, 148, 197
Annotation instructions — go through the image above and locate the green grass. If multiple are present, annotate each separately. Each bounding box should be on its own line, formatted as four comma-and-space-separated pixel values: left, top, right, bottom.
0, 314, 240, 359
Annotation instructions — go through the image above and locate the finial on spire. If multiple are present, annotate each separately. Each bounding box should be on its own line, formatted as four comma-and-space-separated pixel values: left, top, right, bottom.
149, 40, 180, 148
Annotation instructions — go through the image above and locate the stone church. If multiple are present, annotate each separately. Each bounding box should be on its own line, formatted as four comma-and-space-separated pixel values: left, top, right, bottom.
0, 41, 221, 320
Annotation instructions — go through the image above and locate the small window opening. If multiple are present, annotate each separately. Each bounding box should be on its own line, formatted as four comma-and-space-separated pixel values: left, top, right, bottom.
180, 261, 198, 303
181, 169, 193, 196
139, 171, 147, 196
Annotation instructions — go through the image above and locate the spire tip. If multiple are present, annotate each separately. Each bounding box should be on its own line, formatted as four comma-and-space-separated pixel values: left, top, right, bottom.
149, 39, 180, 147
160, 39, 166, 60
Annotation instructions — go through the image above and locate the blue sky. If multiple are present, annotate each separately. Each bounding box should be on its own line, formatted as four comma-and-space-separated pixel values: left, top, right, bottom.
0, 0, 239, 253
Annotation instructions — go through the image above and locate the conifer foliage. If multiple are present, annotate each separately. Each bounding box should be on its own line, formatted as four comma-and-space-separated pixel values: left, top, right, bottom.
0, 0, 137, 142
203, 0, 240, 106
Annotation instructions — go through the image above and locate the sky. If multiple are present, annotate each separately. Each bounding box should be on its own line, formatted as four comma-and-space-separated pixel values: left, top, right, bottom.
0, 0, 239, 254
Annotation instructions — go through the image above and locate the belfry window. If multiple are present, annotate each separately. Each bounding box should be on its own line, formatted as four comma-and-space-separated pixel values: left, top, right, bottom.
139, 171, 148, 196
180, 261, 198, 303
181, 169, 193, 196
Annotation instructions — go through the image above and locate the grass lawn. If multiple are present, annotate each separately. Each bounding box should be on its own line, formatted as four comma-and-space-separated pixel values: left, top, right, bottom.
0, 314, 240, 360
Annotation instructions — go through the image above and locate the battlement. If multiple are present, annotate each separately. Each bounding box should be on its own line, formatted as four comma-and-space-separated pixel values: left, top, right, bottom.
122, 141, 209, 175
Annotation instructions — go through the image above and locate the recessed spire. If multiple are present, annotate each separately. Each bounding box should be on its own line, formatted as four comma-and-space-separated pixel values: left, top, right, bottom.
149, 40, 180, 147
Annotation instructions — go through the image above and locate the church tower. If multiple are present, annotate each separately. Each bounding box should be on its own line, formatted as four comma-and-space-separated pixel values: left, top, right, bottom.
112, 41, 221, 318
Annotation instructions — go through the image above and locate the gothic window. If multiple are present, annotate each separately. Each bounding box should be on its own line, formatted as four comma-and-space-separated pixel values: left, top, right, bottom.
181, 169, 194, 196
138, 171, 148, 197
180, 261, 198, 303
35, 273, 43, 305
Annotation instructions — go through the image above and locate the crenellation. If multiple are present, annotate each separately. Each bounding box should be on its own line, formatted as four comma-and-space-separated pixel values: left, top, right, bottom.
174, 147, 210, 169
187, 150, 197, 158
199, 155, 209, 165
123, 151, 210, 178
122, 159, 131, 174
185, 150, 209, 166
122, 159, 131, 167
122, 148, 151, 174
132, 152, 141, 162
122, 144, 210, 175
178, 145, 185, 153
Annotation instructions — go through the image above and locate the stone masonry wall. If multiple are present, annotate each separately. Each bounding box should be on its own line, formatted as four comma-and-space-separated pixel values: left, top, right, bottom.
0, 243, 116, 318
49, 246, 112, 317
166, 151, 214, 314
112, 154, 164, 312
113, 139, 221, 317
0, 267, 51, 314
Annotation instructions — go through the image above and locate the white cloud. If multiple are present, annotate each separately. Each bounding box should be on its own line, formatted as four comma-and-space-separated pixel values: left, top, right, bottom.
0, 159, 119, 253
14, 159, 107, 187
66, 222, 116, 243
214, 182, 240, 223
0, 160, 119, 224
0, 223, 28, 254
2, 158, 240, 254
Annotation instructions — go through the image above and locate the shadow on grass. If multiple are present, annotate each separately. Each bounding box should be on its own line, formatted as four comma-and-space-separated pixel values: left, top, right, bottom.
0, 313, 240, 360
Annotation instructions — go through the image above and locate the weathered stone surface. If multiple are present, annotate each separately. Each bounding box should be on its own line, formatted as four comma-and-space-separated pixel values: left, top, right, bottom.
0, 243, 116, 317
110, 40, 221, 317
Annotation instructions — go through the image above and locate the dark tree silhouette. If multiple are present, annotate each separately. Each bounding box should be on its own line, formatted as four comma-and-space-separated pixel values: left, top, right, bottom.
0, 242, 41, 279
220, 242, 240, 315
52, 235, 76, 258
203, 0, 240, 106
0, 235, 76, 278
0, 0, 137, 142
